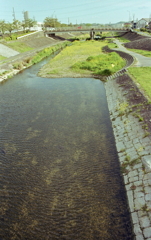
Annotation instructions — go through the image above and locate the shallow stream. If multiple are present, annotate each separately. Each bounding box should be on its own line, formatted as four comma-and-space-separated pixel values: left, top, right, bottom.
0, 58, 134, 239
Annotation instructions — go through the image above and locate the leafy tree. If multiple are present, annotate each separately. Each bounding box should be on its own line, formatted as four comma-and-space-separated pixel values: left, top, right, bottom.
44, 17, 61, 28
85, 23, 92, 27
0, 20, 7, 34
6, 22, 15, 36
22, 18, 37, 32
13, 20, 22, 32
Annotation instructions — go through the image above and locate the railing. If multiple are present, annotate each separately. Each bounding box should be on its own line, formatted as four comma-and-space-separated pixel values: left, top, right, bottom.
45, 27, 130, 32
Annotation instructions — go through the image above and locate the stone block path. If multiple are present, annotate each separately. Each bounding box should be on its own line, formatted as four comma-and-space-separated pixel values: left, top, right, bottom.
105, 74, 151, 239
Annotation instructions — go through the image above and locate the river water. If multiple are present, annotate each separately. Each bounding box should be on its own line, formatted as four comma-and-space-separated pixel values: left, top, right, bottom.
0, 58, 134, 239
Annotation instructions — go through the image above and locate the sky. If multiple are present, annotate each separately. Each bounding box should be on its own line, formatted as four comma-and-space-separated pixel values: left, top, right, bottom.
1, 0, 151, 24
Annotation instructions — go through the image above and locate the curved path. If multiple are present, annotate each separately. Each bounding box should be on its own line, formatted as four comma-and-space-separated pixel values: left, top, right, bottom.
112, 39, 151, 67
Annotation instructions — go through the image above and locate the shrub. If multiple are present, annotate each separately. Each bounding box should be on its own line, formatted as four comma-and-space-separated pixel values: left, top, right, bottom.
71, 51, 125, 76
13, 62, 23, 70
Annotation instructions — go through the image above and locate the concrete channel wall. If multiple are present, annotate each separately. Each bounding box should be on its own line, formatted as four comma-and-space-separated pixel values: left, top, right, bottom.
105, 53, 151, 239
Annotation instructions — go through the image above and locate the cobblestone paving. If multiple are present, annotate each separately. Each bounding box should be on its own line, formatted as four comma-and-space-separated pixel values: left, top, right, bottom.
105, 75, 151, 240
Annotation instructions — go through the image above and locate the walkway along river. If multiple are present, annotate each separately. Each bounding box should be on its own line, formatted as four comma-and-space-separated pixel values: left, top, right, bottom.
0, 57, 134, 239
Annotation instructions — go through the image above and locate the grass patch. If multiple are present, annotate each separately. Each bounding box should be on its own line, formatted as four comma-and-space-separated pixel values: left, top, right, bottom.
71, 51, 125, 76
0, 55, 6, 61
117, 102, 129, 116
71, 43, 125, 76
39, 40, 107, 77
116, 37, 130, 43
128, 67, 151, 99
3, 41, 33, 53
107, 42, 117, 49
39, 40, 126, 78
128, 49, 151, 57
4, 32, 37, 41
121, 157, 141, 174
13, 62, 24, 70
76, 33, 90, 40
31, 42, 68, 65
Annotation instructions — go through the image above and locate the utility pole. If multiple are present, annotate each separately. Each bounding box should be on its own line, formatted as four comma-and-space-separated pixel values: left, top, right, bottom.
12, 7, 16, 21
127, 11, 131, 22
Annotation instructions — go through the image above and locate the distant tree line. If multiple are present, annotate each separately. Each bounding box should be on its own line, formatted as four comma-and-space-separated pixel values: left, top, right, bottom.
43, 17, 76, 29
0, 19, 37, 37
0, 16, 97, 38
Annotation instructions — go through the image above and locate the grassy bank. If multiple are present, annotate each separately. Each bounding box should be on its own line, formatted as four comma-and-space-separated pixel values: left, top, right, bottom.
127, 49, 151, 57
116, 36, 130, 43
39, 40, 126, 79
0, 55, 6, 61
3, 41, 33, 53
0, 42, 69, 81
128, 67, 151, 99
12, 42, 69, 70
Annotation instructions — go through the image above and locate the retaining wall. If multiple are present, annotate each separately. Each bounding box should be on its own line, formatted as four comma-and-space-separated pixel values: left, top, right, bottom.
105, 47, 151, 239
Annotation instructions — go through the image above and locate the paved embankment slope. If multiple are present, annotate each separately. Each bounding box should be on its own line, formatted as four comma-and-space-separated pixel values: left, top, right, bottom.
0, 43, 19, 57
105, 38, 151, 239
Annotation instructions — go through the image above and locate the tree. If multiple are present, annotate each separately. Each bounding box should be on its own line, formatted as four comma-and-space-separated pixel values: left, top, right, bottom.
43, 17, 61, 29
26, 19, 37, 30
0, 20, 7, 34
22, 18, 37, 32
13, 20, 22, 32
6, 22, 15, 36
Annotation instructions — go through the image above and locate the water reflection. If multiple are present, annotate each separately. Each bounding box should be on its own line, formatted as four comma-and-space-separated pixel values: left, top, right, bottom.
0, 64, 133, 239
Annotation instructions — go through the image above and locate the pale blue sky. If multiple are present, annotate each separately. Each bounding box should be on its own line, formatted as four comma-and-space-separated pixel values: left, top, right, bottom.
1, 0, 151, 24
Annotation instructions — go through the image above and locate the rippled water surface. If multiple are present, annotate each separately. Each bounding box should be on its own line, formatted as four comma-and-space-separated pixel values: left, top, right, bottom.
0, 60, 134, 239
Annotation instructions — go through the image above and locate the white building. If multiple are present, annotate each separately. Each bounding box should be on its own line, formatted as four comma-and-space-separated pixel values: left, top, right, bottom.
30, 22, 44, 31
136, 18, 150, 29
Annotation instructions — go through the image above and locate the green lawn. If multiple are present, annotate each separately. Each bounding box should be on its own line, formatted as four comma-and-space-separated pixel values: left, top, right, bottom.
128, 67, 151, 99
